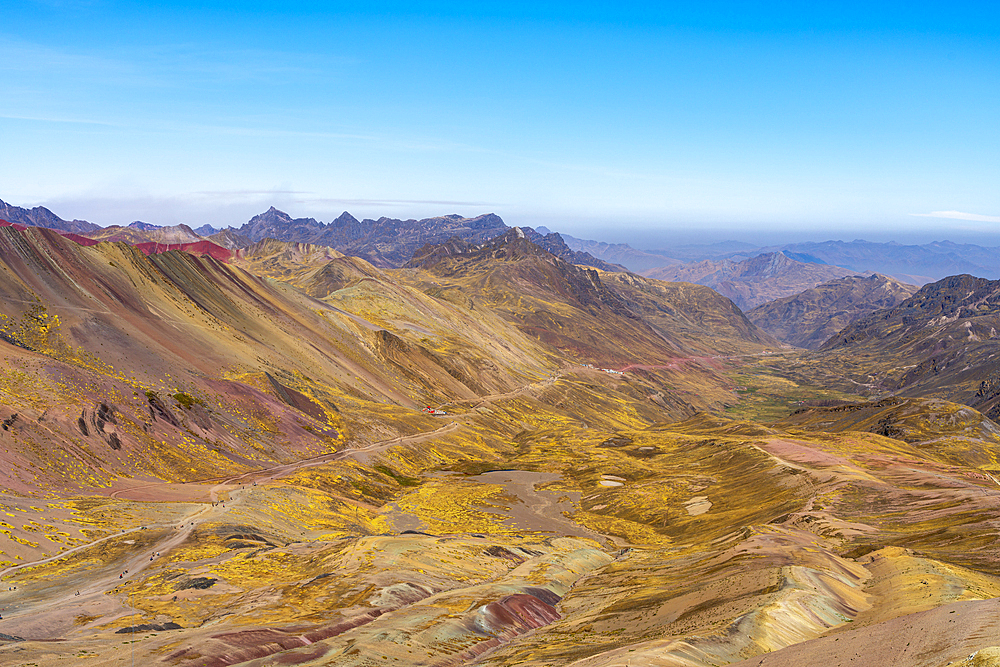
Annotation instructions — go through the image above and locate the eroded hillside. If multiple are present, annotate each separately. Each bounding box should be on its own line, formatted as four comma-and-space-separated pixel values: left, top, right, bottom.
748, 274, 919, 349
1, 228, 998, 667
769, 274, 1000, 420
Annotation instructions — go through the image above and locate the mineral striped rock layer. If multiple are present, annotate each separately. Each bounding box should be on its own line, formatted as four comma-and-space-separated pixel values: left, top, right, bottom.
0, 222, 998, 667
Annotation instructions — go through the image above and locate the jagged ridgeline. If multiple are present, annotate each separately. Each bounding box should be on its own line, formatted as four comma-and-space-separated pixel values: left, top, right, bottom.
0, 198, 624, 274
748, 273, 919, 349
0, 219, 999, 666
644, 251, 864, 310
777, 274, 1000, 419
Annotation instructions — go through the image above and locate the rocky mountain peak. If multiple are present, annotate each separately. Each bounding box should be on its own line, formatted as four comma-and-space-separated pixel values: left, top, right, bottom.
520, 227, 627, 272
331, 211, 360, 226
748, 273, 919, 349
249, 206, 296, 225
194, 224, 220, 236
0, 197, 100, 234
128, 221, 161, 230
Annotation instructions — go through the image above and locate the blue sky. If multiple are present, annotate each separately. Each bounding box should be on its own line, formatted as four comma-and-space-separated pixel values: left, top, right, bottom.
1, 1, 998, 245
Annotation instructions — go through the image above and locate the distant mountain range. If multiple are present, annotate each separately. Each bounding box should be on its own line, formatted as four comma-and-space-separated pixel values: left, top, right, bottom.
747, 273, 919, 349
642, 252, 863, 310
0, 198, 99, 235
0, 198, 619, 272
222, 206, 511, 268
563, 235, 758, 273
566, 234, 1000, 285
764, 240, 991, 285
7, 195, 1000, 290
86, 221, 204, 245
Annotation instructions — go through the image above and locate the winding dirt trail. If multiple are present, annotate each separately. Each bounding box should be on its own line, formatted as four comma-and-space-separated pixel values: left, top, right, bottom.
3, 420, 463, 589
0, 485, 254, 639
467, 470, 604, 541
0, 366, 594, 640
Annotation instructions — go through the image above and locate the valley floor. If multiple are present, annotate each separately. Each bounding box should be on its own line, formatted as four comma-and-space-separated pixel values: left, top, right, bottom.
1, 225, 999, 666
3, 362, 1000, 667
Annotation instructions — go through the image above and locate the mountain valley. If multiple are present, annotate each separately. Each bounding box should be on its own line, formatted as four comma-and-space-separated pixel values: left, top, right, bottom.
0, 205, 998, 667
642, 252, 864, 310
747, 274, 919, 349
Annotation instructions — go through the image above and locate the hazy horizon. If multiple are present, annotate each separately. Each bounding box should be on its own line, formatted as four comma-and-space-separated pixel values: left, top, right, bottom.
9, 192, 1000, 251
2, 2, 997, 246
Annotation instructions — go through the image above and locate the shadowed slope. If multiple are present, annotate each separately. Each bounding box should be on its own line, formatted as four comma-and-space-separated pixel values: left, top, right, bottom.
748, 274, 918, 349
642, 252, 860, 310
405, 229, 677, 367
771, 275, 1000, 418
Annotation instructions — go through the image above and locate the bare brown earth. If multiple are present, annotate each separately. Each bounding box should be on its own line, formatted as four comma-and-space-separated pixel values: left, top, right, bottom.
1, 229, 999, 666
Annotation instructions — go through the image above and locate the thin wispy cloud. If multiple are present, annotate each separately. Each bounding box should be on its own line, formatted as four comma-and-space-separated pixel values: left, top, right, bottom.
193, 190, 310, 198
298, 198, 495, 208
911, 211, 1000, 223
0, 113, 117, 126
0, 36, 356, 90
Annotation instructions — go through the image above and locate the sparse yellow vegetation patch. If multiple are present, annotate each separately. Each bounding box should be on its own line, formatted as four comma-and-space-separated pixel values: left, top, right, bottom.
573, 512, 673, 547
392, 480, 518, 535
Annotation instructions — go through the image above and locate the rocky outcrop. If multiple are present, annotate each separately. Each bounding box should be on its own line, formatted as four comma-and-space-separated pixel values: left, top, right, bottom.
78, 402, 122, 450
